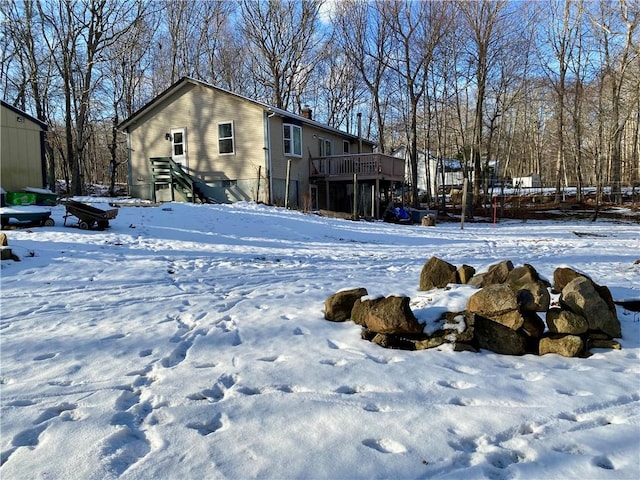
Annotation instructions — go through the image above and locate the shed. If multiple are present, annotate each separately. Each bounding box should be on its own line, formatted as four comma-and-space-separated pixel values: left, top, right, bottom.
0, 100, 48, 191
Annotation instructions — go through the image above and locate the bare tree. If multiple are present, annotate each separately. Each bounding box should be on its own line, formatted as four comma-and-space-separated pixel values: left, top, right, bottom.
241, 0, 324, 111
1, 0, 57, 189
384, 0, 452, 208
458, 0, 509, 209
591, 0, 639, 204
334, 0, 393, 151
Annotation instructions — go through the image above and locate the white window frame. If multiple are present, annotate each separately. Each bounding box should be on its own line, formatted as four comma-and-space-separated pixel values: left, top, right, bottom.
283, 123, 302, 157
343, 140, 350, 154
318, 137, 333, 157
171, 127, 187, 167
218, 121, 235, 155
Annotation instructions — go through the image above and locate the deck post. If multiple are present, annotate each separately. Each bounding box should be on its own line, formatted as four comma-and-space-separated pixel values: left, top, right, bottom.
375, 178, 380, 219
353, 173, 358, 219
285, 159, 291, 208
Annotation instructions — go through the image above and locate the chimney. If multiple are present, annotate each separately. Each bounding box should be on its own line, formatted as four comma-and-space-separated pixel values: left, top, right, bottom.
301, 105, 312, 120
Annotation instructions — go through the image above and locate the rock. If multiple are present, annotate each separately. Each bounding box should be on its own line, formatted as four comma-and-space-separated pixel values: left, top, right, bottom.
539, 334, 585, 357
507, 264, 543, 285
351, 295, 424, 334
324, 288, 368, 322
0, 232, 8, 246
457, 265, 476, 284
515, 282, 551, 312
421, 214, 436, 226
553, 267, 587, 292
369, 332, 419, 350
474, 314, 528, 356
364, 311, 473, 351
588, 339, 621, 350
508, 264, 551, 312
521, 312, 545, 338
480, 260, 514, 287
467, 273, 485, 288
467, 283, 524, 330
0, 246, 19, 261
419, 256, 458, 291
561, 277, 621, 338
546, 308, 588, 335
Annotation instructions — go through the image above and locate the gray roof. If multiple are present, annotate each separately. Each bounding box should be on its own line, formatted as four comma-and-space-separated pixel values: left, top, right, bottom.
118, 77, 373, 145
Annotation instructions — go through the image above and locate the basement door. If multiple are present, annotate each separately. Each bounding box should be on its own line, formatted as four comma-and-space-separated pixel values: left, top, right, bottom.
171, 127, 188, 169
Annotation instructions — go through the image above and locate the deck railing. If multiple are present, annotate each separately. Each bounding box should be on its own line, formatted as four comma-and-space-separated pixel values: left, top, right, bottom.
310, 153, 405, 180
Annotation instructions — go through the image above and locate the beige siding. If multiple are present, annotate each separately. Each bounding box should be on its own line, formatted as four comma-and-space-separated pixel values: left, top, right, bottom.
267, 117, 370, 206
1, 105, 44, 191
128, 83, 267, 200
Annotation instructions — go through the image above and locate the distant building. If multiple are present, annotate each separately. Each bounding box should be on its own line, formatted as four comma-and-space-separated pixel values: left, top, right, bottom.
512, 174, 542, 189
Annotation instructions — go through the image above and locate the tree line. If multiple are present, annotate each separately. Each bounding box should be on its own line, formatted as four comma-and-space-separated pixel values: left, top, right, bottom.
1, 0, 638, 206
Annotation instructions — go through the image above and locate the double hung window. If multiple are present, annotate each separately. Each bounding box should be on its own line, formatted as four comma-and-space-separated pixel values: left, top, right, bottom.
283, 124, 302, 157
218, 121, 234, 154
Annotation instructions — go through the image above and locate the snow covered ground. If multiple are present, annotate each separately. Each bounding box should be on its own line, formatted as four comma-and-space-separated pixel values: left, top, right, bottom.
1, 201, 639, 480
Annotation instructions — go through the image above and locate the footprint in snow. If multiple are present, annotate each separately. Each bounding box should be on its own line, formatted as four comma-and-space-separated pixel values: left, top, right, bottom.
362, 438, 407, 454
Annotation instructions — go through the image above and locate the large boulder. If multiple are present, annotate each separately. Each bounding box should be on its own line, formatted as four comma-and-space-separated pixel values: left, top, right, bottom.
539, 334, 585, 357
419, 256, 458, 291
546, 308, 588, 335
561, 277, 621, 338
474, 314, 528, 356
467, 283, 524, 330
324, 288, 368, 322
507, 264, 551, 312
553, 267, 586, 292
457, 265, 476, 284
521, 312, 545, 338
351, 295, 424, 334
481, 260, 514, 287
515, 282, 551, 312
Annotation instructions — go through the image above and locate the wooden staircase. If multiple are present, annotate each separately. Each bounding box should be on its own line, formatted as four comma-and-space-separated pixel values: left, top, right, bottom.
150, 157, 217, 203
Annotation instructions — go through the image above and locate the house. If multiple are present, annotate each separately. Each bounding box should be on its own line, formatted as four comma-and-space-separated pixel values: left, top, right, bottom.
512, 174, 542, 189
391, 146, 467, 195
118, 77, 404, 216
0, 100, 48, 192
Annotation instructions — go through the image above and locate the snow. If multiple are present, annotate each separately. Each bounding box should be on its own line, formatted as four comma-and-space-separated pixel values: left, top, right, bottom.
1, 201, 639, 480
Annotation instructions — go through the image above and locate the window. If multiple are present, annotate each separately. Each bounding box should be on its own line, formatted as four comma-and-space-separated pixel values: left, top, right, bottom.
318, 137, 332, 156
218, 121, 234, 154
171, 127, 187, 167
173, 132, 184, 156
343, 140, 350, 154
283, 124, 302, 156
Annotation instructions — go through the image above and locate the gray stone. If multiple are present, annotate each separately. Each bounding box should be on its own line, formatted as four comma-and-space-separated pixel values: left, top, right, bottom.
474, 314, 528, 356
539, 334, 585, 357
561, 277, 621, 338
324, 288, 368, 322
546, 308, 588, 335
419, 256, 458, 291
467, 283, 524, 330
351, 295, 424, 334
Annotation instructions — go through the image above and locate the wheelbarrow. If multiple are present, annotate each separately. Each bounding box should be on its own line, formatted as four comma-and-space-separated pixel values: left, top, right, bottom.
63, 200, 118, 230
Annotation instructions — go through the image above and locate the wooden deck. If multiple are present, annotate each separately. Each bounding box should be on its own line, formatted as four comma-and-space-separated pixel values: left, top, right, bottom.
310, 153, 405, 182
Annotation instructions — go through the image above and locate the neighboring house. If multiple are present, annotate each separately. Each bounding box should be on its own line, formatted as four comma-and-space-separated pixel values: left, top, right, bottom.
0, 100, 48, 192
118, 77, 403, 216
512, 174, 542, 189
391, 146, 467, 195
